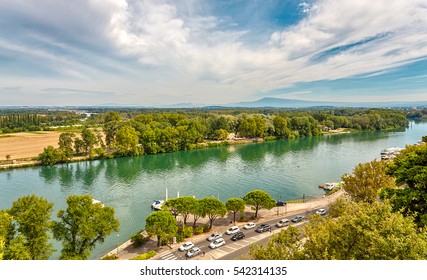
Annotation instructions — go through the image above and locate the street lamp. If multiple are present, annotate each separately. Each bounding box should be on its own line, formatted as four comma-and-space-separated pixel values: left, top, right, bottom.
116, 234, 120, 256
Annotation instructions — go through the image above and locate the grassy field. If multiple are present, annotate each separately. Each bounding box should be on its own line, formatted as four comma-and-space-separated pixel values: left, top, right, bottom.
0, 131, 62, 160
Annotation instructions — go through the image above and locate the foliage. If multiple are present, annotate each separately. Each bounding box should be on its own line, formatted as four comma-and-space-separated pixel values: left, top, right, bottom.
58, 132, 76, 159
189, 200, 205, 228
5, 195, 55, 260
199, 197, 227, 229
38, 145, 60, 165
249, 200, 427, 260
382, 143, 427, 227
130, 250, 156, 260
145, 210, 178, 247
226, 198, 246, 223
113, 124, 141, 156
341, 159, 395, 203
130, 230, 149, 248
243, 190, 276, 219
101, 254, 118, 260
52, 195, 120, 260
81, 127, 98, 155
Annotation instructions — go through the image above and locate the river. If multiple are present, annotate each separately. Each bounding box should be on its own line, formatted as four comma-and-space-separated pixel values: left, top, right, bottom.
0, 121, 426, 259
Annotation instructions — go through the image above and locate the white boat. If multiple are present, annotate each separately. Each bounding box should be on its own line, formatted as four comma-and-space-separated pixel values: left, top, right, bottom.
323, 182, 338, 191
151, 199, 164, 210
380, 147, 403, 160
92, 199, 105, 207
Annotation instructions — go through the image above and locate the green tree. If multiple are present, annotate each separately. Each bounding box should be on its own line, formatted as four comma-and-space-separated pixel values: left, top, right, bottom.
58, 132, 75, 159
273, 116, 291, 138
178, 196, 197, 226
225, 198, 245, 223
243, 190, 276, 219
81, 127, 98, 155
249, 200, 427, 260
145, 210, 178, 247
114, 124, 141, 156
0, 211, 13, 260
199, 197, 227, 229
162, 198, 181, 219
190, 200, 205, 228
382, 144, 427, 227
38, 145, 60, 165
52, 195, 120, 260
74, 138, 85, 155
7, 195, 54, 260
341, 159, 395, 203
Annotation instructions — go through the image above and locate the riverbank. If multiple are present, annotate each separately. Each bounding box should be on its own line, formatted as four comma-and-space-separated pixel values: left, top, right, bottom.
103, 189, 345, 260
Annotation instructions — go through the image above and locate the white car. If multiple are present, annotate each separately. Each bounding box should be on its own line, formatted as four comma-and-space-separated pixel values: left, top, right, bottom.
243, 222, 256, 230
178, 241, 194, 252
186, 247, 201, 258
206, 232, 222, 241
209, 238, 225, 249
225, 225, 240, 235
276, 218, 290, 228
315, 208, 327, 215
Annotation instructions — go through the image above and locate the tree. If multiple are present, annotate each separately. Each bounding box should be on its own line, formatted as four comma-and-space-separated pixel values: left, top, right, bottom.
178, 196, 197, 226
199, 197, 227, 229
0, 211, 13, 260
341, 159, 395, 203
81, 127, 98, 155
145, 210, 178, 247
58, 132, 75, 159
249, 200, 427, 260
226, 198, 245, 223
38, 145, 60, 165
243, 190, 276, 219
162, 198, 181, 219
7, 195, 54, 260
52, 195, 120, 260
382, 144, 427, 227
114, 124, 141, 156
190, 200, 205, 228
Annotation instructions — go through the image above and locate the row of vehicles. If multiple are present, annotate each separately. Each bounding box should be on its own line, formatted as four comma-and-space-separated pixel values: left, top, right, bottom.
178, 208, 328, 258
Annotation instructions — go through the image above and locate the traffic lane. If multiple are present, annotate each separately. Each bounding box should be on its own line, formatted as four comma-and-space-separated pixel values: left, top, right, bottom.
176, 206, 329, 260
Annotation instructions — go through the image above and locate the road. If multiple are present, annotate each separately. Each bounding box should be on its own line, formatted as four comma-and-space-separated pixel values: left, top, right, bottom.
155, 207, 328, 261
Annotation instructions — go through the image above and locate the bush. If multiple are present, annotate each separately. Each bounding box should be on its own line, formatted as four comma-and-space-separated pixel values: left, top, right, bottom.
183, 226, 193, 238
130, 250, 156, 260
100, 254, 118, 260
130, 230, 149, 248
194, 226, 205, 235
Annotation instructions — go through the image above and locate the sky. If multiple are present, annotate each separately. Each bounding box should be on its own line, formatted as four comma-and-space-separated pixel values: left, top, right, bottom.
1, 0, 427, 106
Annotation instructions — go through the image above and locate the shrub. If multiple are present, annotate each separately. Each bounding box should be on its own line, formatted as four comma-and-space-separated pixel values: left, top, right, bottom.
130, 250, 156, 260
194, 226, 205, 235
183, 226, 193, 238
130, 230, 149, 248
100, 254, 118, 260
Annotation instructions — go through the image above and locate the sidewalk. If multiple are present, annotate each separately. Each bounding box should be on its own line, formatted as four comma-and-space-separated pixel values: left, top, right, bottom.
103, 189, 345, 260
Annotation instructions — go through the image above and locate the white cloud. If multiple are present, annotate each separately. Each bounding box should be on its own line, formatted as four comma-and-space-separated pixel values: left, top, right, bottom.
1, 0, 427, 105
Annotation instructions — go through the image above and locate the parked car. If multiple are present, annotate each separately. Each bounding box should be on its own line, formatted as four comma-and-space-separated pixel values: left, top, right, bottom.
186, 247, 201, 258
209, 238, 225, 249
206, 232, 222, 241
315, 208, 327, 215
255, 224, 271, 233
291, 216, 304, 223
225, 225, 240, 235
276, 200, 286, 206
178, 241, 194, 252
231, 232, 245, 241
275, 218, 290, 228
243, 222, 256, 230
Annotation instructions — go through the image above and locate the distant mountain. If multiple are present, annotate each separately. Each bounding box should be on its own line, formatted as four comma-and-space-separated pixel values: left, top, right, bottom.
228, 97, 427, 108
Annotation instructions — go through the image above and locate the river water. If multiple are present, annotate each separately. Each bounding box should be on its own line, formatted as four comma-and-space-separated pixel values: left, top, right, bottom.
1, 121, 426, 259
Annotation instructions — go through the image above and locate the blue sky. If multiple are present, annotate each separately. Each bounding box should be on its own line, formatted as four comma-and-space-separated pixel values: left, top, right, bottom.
1, 0, 427, 106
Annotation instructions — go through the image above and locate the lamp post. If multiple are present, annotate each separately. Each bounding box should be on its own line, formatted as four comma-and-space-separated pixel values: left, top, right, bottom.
116, 234, 120, 257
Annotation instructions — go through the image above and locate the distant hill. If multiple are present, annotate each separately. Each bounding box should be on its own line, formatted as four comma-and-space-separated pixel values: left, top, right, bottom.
227, 97, 427, 108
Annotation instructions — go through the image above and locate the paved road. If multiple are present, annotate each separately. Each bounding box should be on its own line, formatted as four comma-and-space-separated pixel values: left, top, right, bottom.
155, 207, 328, 261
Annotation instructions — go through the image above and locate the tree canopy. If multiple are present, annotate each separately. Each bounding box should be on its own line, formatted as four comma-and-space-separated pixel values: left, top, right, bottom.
199, 197, 227, 229
243, 189, 276, 219
341, 159, 395, 203
382, 143, 427, 227
52, 195, 120, 260
226, 198, 246, 223
249, 200, 427, 260
145, 210, 178, 247
6, 195, 54, 260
